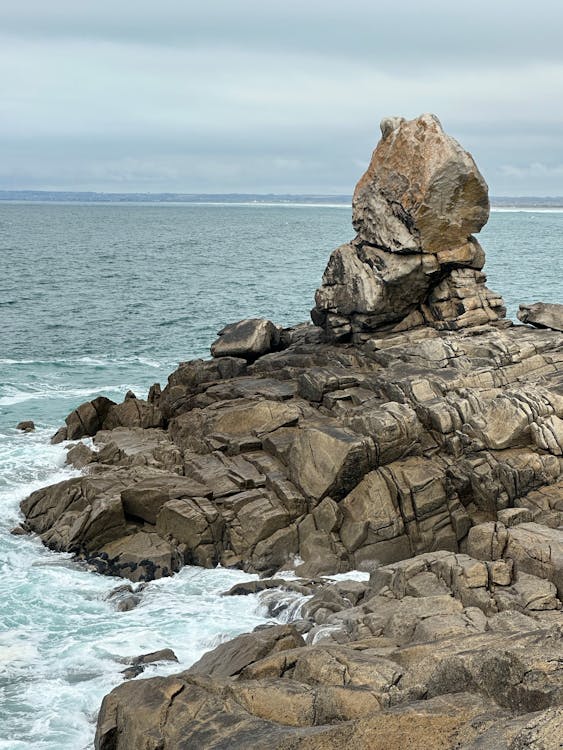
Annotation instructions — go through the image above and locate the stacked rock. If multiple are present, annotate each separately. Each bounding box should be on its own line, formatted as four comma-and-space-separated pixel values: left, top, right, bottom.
312, 114, 506, 341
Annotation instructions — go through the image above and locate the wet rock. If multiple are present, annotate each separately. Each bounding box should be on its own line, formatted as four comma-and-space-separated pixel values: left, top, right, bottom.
10, 524, 30, 536
50, 426, 68, 444
16, 420, 35, 432
97, 530, 181, 582
106, 583, 145, 612
120, 650, 178, 679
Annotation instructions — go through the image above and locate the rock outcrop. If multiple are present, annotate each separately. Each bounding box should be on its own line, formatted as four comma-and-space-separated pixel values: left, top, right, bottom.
17, 114, 563, 747
312, 114, 505, 341
96, 551, 563, 749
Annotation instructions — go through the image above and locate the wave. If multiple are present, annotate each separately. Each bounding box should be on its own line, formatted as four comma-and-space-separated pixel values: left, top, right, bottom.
0, 355, 169, 368
0, 384, 143, 407
491, 207, 563, 213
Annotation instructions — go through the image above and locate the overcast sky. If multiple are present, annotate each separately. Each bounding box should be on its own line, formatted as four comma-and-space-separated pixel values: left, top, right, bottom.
1, 1, 562, 195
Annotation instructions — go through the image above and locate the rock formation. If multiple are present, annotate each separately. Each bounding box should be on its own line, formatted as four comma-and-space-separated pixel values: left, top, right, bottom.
312, 114, 506, 341
17, 114, 563, 747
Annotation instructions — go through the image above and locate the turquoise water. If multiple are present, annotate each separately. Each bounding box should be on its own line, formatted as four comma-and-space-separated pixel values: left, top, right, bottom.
0, 203, 561, 748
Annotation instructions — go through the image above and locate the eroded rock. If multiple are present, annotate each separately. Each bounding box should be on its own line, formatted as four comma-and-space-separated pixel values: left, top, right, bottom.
312, 113, 505, 341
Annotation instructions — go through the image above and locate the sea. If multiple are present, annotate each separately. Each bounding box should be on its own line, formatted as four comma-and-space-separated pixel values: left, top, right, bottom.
0, 202, 561, 749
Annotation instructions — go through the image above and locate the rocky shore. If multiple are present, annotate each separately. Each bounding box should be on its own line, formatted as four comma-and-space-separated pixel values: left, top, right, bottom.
18, 115, 563, 748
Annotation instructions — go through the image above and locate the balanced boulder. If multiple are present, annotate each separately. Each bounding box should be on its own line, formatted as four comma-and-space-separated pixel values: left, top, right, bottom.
313, 113, 505, 341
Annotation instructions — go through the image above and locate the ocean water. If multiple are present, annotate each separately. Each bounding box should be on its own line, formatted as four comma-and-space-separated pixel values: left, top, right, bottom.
0, 203, 561, 748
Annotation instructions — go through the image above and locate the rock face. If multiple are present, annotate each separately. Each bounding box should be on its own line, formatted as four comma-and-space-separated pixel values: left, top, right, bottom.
312, 114, 505, 341
518, 302, 563, 332
16, 114, 563, 747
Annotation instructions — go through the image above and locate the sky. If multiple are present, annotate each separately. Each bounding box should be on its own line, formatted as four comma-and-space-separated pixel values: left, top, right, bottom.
1, 1, 563, 195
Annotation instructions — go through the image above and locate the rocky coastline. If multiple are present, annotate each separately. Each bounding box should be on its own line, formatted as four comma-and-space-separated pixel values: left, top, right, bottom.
18, 114, 563, 748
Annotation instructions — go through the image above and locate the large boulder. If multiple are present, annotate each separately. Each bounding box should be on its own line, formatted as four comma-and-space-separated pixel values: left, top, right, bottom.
353, 113, 489, 253
211, 318, 281, 360
518, 302, 563, 332
312, 114, 505, 341
62, 395, 116, 441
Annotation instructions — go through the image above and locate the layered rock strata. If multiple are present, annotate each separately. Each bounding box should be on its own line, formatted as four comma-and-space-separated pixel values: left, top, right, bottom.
20, 322, 563, 582
17, 114, 563, 747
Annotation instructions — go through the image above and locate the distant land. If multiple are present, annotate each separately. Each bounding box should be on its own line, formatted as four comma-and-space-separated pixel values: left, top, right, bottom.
0, 191, 351, 205
0, 191, 562, 208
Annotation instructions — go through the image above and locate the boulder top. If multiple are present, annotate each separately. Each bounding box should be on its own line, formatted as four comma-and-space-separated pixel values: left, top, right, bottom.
353, 113, 490, 254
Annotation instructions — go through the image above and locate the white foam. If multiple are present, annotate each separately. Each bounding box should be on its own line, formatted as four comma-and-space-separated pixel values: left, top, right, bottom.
491, 206, 563, 213
0, 384, 142, 406
0, 430, 271, 750
322, 570, 370, 582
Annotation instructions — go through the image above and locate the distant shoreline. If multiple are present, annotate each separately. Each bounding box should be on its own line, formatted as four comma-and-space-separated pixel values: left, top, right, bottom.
1, 190, 563, 209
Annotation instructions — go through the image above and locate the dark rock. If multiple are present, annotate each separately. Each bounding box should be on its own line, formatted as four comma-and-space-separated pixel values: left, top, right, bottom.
147, 382, 161, 403
106, 583, 145, 612
119, 646, 179, 678
16, 420, 35, 432
131, 648, 178, 665
64, 395, 116, 440
50, 426, 67, 444
10, 524, 29, 535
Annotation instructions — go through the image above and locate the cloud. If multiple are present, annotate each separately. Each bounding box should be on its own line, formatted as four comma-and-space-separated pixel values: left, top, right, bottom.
500, 163, 563, 178
1, 2, 563, 193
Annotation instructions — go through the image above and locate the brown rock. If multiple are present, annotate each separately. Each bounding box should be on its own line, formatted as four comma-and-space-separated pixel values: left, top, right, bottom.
288, 423, 374, 501
64, 395, 116, 440
188, 624, 305, 678
312, 113, 505, 339
16, 420, 35, 432
211, 318, 281, 361
353, 113, 489, 254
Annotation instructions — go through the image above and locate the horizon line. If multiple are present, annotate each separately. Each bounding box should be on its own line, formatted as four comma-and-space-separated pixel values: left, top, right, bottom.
1, 189, 563, 202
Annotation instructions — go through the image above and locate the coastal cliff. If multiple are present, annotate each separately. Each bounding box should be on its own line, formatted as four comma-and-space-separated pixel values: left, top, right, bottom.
19, 115, 563, 748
